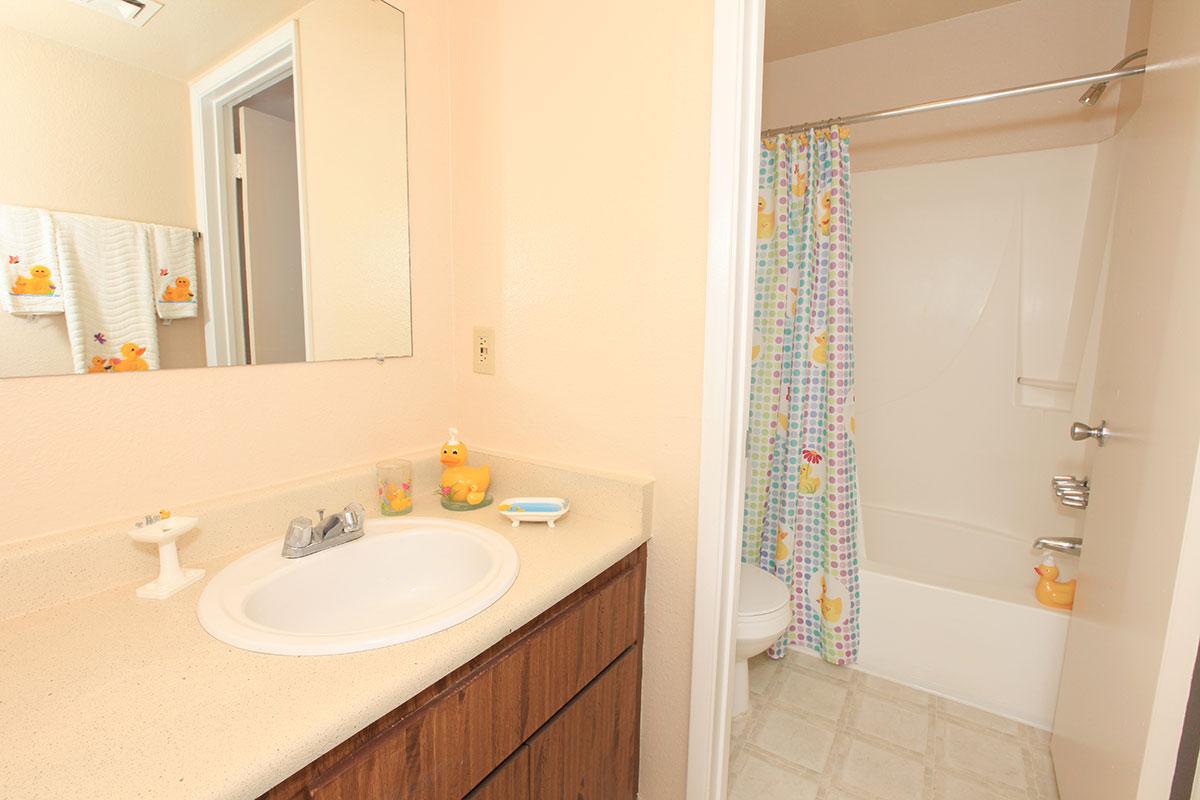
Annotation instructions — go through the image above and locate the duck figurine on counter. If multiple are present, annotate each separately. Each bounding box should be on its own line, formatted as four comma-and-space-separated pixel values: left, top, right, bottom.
439, 428, 492, 510
1034, 554, 1076, 610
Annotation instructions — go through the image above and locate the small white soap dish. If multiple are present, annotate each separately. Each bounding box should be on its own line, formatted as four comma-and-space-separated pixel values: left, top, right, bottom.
128, 515, 205, 599
497, 497, 570, 528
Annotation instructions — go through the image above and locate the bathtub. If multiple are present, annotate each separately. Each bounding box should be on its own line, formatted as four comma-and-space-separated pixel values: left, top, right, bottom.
817, 505, 1070, 729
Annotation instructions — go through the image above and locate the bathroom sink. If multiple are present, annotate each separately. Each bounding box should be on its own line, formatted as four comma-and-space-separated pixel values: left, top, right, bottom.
197, 517, 519, 655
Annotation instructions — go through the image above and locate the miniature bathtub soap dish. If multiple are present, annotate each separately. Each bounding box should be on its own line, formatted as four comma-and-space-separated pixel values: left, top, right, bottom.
497, 497, 569, 528
127, 513, 205, 599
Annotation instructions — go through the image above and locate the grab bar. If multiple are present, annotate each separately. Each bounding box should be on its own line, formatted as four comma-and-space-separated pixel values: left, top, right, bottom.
1034, 536, 1083, 556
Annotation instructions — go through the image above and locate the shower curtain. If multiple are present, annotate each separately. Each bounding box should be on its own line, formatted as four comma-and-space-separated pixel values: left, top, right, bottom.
742, 126, 860, 666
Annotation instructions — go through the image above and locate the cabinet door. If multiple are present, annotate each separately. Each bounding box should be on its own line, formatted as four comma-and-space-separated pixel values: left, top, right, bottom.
528, 647, 640, 799
466, 746, 529, 800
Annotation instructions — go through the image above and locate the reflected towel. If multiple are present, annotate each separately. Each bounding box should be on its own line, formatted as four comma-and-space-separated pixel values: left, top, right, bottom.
149, 224, 198, 319
0, 205, 64, 315
54, 212, 159, 374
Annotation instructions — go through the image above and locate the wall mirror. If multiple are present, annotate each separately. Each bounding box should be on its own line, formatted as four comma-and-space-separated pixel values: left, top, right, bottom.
0, 0, 412, 379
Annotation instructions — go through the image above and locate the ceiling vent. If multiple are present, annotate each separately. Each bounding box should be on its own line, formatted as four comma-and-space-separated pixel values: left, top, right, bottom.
64, 0, 163, 28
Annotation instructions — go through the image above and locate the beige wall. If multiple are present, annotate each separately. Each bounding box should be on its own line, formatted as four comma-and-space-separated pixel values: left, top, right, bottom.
0, 0, 454, 544
297, 0, 413, 361
445, 0, 713, 795
0, 22, 205, 377
763, 0, 1139, 171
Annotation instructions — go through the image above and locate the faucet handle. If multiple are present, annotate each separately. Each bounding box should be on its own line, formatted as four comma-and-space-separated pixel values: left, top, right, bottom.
285, 516, 315, 549
342, 502, 366, 534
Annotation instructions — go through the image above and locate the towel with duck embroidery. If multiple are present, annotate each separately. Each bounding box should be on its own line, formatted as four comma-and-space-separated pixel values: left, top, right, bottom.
149, 224, 198, 319
54, 211, 160, 374
0, 204, 64, 315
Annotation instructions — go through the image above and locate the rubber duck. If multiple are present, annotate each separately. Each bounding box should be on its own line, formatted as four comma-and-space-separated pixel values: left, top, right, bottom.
25, 266, 55, 295
818, 192, 832, 236
87, 356, 112, 374
818, 575, 843, 622
799, 463, 821, 495
440, 428, 491, 506
757, 194, 776, 240
164, 276, 194, 302
812, 331, 828, 365
10, 276, 30, 295
1034, 554, 1076, 610
111, 342, 149, 372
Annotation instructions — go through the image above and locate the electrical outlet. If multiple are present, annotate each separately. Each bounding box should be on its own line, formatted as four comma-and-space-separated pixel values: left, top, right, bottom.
473, 326, 495, 375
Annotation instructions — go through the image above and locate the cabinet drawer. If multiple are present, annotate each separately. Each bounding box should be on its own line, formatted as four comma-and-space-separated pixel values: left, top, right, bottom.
465, 746, 528, 800
528, 646, 640, 799
305, 562, 643, 800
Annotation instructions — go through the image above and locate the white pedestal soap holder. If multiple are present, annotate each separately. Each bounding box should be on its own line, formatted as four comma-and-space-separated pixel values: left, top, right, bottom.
128, 515, 205, 599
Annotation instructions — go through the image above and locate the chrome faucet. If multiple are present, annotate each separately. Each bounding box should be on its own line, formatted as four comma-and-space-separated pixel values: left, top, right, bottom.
1033, 536, 1083, 556
281, 502, 366, 558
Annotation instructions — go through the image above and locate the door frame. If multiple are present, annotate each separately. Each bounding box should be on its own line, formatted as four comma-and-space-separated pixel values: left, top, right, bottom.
190, 21, 314, 366
686, 0, 766, 796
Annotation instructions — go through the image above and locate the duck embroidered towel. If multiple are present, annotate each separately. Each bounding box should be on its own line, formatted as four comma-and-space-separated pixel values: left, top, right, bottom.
53, 212, 159, 375
149, 224, 198, 319
0, 204, 64, 315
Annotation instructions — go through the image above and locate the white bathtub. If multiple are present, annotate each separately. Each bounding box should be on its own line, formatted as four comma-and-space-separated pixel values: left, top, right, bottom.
825, 505, 1070, 729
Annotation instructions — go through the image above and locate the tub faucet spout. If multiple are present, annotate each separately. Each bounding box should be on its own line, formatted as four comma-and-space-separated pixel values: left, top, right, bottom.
1033, 536, 1082, 556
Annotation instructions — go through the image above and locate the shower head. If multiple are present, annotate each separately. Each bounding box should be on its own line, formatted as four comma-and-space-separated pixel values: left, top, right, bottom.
1078, 82, 1108, 106
1078, 49, 1149, 106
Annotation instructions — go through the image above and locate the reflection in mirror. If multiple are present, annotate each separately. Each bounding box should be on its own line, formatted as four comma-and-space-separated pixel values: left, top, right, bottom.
0, 0, 412, 379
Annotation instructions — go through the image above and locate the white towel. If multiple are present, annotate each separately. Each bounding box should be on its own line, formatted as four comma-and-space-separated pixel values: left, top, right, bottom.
149, 224, 198, 319
53, 212, 159, 375
0, 204, 64, 315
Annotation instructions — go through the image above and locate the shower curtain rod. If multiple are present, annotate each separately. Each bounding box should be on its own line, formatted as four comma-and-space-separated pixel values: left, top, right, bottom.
762, 55, 1148, 137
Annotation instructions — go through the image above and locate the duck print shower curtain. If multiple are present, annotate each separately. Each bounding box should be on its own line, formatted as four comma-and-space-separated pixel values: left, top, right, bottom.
742, 126, 860, 665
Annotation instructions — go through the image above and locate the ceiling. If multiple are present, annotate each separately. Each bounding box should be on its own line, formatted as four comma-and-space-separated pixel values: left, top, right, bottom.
764, 0, 1019, 61
0, 0, 314, 81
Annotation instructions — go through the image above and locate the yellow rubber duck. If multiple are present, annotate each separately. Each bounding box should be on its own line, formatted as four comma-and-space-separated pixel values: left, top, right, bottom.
10, 276, 30, 295
812, 331, 828, 365
818, 575, 843, 623
818, 191, 832, 236
799, 463, 821, 495
1034, 556, 1076, 610
25, 266, 56, 295
163, 276, 194, 303
87, 356, 112, 374
440, 428, 491, 506
111, 342, 149, 372
757, 194, 776, 240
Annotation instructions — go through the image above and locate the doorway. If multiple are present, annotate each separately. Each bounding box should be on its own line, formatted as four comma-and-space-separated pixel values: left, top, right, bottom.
233, 76, 307, 365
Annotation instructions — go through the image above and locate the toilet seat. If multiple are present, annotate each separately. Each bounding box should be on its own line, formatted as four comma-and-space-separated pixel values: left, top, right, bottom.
738, 563, 790, 619
732, 564, 793, 717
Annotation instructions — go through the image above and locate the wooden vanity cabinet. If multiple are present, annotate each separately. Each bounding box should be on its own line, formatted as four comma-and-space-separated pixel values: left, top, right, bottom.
262, 544, 646, 800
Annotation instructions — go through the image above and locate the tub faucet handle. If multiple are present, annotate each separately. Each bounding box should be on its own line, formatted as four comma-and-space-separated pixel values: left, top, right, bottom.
1070, 420, 1109, 445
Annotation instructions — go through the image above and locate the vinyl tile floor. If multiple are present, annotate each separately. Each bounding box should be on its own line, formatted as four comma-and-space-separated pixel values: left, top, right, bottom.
728, 652, 1059, 800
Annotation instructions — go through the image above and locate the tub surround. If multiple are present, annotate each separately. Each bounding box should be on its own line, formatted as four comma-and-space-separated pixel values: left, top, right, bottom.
0, 453, 652, 799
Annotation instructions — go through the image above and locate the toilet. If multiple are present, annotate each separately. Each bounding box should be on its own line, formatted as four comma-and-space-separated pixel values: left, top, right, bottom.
733, 563, 792, 716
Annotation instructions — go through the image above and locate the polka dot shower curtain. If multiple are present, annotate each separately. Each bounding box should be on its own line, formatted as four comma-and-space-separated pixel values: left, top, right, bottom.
741, 126, 860, 666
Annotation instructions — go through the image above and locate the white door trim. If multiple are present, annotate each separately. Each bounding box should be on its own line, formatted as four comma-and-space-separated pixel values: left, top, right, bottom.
190, 21, 311, 366
686, 0, 766, 796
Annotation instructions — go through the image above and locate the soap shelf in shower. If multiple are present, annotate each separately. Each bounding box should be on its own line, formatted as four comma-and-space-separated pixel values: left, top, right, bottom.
1017, 377, 1076, 392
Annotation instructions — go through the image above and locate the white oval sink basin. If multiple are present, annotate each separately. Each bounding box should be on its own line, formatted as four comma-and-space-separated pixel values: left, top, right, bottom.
197, 516, 519, 655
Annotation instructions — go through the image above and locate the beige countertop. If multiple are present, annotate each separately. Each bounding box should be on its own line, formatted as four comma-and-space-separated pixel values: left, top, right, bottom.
0, 495, 650, 799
